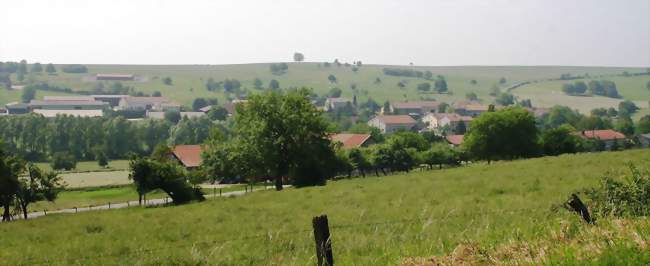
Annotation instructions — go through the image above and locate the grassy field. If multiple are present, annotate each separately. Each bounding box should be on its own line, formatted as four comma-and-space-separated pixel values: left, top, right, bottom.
30, 184, 252, 212
1, 149, 648, 265
58, 170, 131, 188
2, 64, 646, 114
34, 159, 130, 172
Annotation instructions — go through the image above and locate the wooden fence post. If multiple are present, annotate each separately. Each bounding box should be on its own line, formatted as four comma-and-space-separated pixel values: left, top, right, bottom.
312, 215, 334, 266
44, 209, 47, 216
567, 194, 594, 224
219, 188, 222, 197
108, 202, 111, 209
213, 187, 216, 196
74, 207, 77, 213
127, 201, 130, 207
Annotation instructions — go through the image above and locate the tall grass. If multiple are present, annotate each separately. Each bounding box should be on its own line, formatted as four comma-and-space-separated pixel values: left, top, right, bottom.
0, 150, 648, 265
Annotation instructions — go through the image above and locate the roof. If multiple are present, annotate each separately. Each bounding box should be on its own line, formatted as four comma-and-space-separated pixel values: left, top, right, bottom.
96, 73, 134, 79
199, 106, 212, 112
327, 97, 352, 103
462, 104, 490, 112
43, 96, 95, 101
122, 96, 170, 104
29, 100, 108, 106
172, 145, 203, 168
224, 100, 248, 115
372, 115, 416, 125
445, 135, 465, 145
6, 102, 29, 109
146, 112, 205, 119
428, 113, 473, 122
392, 101, 439, 109
573, 130, 626, 140
33, 109, 103, 118
330, 133, 372, 149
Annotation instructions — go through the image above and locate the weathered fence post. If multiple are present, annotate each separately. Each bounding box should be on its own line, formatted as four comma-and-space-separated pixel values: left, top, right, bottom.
127, 201, 130, 207
74, 207, 78, 213
108, 202, 111, 209
567, 194, 594, 224
219, 188, 222, 197
213, 187, 216, 196
44, 209, 47, 216
312, 215, 334, 266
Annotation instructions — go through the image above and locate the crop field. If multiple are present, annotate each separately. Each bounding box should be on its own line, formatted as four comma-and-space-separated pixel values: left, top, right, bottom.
58, 170, 130, 188
1, 149, 648, 265
34, 159, 130, 172
2, 64, 646, 113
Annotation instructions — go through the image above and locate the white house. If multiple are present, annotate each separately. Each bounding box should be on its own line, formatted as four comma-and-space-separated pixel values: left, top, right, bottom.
422, 113, 473, 132
368, 115, 416, 134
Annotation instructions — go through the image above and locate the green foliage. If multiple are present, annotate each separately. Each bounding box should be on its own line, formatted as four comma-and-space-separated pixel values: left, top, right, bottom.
15, 164, 64, 219
31, 63, 43, 73
416, 82, 431, 92
495, 92, 515, 106
162, 77, 173, 85
164, 110, 181, 124
328, 87, 342, 98
270, 63, 288, 75
96, 152, 109, 168
465, 92, 478, 101
21, 86, 36, 103
434, 76, 448, 93
129, 156, 203, 204
168, 117, 212, 145
45, 63, 56, 74
61, 64, 88, 73
382, 68, 423, 78
268, 79, 280, 90
253, 78, 263, 89
541, 125, 584, 156
582, 164, 650, 217
588, 80, 620, 98
463, 107, 539, 162
618, 100, 638, 117
51, 152, 77, 170
499, 77, 506, 84
327, 74, 337, 83
207, 106, 228, 121
293, 52, 304, 62
637, 115, 650, 133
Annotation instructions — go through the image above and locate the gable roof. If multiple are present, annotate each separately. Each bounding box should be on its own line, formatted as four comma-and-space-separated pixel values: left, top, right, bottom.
372, 115, 416, 125
573, 129, 625, 140
445, 135, 465, 145
330, 133, 372, 149
172, 145, 203, 168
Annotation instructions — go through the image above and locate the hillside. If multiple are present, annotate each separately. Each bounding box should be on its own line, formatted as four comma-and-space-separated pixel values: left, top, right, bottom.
1, 149, 649, 265
2, 64, 648, 115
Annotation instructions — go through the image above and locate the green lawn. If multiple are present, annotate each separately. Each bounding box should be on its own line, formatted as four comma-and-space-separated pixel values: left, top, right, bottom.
1, 149, 648, 265
3, 64, 645, 112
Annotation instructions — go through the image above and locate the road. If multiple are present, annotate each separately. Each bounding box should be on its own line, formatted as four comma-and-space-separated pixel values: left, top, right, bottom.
12, 185, 287, 220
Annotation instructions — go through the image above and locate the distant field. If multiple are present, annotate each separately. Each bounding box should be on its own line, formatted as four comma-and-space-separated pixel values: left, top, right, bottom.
35, 159, 130, 172
58, 171, 130, 188
2, 64, 646, 114
1, 149, 648, 264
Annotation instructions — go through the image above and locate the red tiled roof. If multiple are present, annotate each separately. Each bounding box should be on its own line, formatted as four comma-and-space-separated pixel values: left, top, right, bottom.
572, 130, 625, 141
445, 135, 465, 145
374, 115, 416, 124
392, 101, 439, 109
330, 133, 372, 149
172, 145, 203, 168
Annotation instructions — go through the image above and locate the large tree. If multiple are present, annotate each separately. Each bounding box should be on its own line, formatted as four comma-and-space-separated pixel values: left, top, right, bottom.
463, 107, 539, 163
293, 52, 305, 62
215, 89, 336, 190
0, 146, 24, 221
15, 164, 64, 219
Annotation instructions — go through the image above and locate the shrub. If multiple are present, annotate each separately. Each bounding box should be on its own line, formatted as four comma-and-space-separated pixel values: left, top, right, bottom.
61, 64, 88, 73
51, 152, 77, 170
581, 164, 650, 218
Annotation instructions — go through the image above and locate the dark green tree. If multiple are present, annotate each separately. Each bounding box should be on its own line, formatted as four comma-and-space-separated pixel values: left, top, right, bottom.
16, 164, 64, 219
293, 52, 305, 62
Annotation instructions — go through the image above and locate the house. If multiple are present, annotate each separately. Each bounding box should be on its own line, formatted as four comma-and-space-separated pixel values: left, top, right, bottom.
43, 96, 95, 101
324, 98, 352, 112
199, 105, 212, 113
453, 101, 491, 117
389, 101, 440, 115
445, 135, 465, 146
44, 95, 127, 108
171, 145, 203, 169
637, 133, 650, 148
422, 113, 473, 132
368, 115, 416, 134
0, 108, 6, 115
573, 129, 626, 150
29, 99, 109, 110
5, 102, 30, 114
33, 109, 103, 118
96, 73, 135, 81
92, 95, 128, 107
117, 96, 180, 112
146, 111, 205, 119
329, 133, 373, 149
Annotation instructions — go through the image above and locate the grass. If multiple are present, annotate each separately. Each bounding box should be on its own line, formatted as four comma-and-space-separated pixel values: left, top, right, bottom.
3, 64, 646, 113
58, 170, 131, 188
34, 159, 130, 172
1, 149, 649, 265
29, 184, 252, 212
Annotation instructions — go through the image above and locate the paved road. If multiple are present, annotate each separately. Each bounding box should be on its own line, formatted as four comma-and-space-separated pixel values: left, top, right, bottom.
13, 186, 286, 220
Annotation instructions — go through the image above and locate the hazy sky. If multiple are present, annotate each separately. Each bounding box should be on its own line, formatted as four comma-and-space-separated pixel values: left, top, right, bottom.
2, 0, 649, 66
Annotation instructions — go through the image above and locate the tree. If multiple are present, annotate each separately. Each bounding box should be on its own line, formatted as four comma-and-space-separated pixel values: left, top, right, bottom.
615, 116, 635, 136
455, 120, 467, 134
218, 89, 336, 190
541, 125, 583, 156
499, 77, 507, 84
463, 107, 539, 163
152, 91, 162, 97
223, 79, 241, 92
495, 93, 515, 106
328, 87, 342, 98
465, 92, 478, 101
129, 156, 203, 205
434, 76, 448, 93
328, 74, 337, 84
383, 101, 391, 114
162, 77, 173, 85
421, 143, 452, 169
489, 85, 500, 96
646, 81, 650, 91
97, 152, 109, 168
207, 106, 229, 121
618, 100, 639, 117
348, 148, 371, 177
164, 110, 181, 124
270, 63, 289, 75
15, 164, 64, 219
0, 146, 25, 221
574, 81, 588, 94
470, 80, 477, 85
31, 63, 43, 73
269, 79, 280, 90
397, 81, 406, 90
21, 86, 36, 103
417, 82, 431, 92
293, 52, 305, 62
192, 98, 208, 111
254, 78, 263, 89
51, 152, 77, 170
424, 71, 433, 80
637, 115, 650, 134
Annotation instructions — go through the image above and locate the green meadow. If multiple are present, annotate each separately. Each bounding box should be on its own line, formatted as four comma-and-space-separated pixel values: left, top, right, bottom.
2, 64, 647, 115
1, 149, 648, 265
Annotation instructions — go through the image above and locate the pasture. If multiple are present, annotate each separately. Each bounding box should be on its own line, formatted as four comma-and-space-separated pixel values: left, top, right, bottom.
1, 149, 648, 265
2, 64, 646, 115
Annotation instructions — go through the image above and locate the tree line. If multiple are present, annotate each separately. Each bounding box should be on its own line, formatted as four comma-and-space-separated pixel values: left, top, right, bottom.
562, 80, 620, 98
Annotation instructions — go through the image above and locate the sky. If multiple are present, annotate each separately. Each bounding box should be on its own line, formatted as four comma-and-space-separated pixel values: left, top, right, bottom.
2, 0, 649, 67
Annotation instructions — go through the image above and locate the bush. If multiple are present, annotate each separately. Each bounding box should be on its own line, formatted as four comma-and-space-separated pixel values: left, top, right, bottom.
61, 64, 88, 73
51, 152, 77, 170
581, 164, 650, 217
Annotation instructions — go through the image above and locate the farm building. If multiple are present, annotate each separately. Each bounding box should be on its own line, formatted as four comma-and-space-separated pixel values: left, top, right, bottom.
223, 100, 248, 116
388, 101, 439, 116
324, 98, 352, 112
96, 74, 135, 81
117, 96, 180, 112
637, 134, 650, 148
33, 109, 103, 118
422, 113, 473, 132
171, 145, 203, 169
29, 99, 109, 110
329, 133, 373, 149
573, 129, 626, 150
146, 111, 205, 120
368, 115, 416, 134
453, 101, 492, 117
445, 135, 465, 146
5, 102, 30, 114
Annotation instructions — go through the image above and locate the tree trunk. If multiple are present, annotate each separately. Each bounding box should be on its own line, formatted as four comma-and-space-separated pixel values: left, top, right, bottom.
138, 194, 143, 206
381, 168, 387, 176
21, 202, 28, 220
374, 168, 379, 177
2, 199, 11, 222
347, 171, 352, 179
439, 164, 442, 170
275, 176, 283, 191
360, 169, 365, 178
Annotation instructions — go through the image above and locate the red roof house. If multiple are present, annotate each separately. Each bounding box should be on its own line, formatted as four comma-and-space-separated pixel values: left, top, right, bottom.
171, 145, 203, 168
330, 133, 372, 149
445, 135, 465, 146
573, 129, 625, 140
